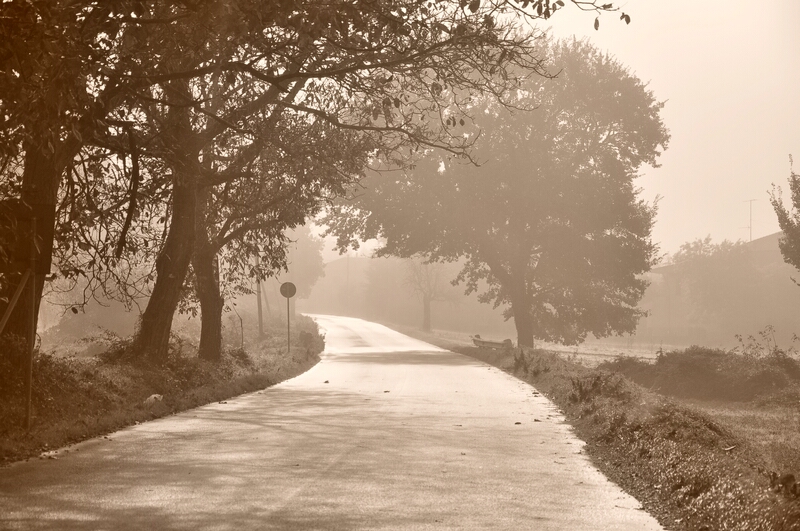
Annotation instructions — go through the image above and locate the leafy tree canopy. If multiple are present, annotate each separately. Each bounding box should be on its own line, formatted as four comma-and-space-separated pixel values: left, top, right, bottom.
326, 38, 669, 347
0, 0, 633, 360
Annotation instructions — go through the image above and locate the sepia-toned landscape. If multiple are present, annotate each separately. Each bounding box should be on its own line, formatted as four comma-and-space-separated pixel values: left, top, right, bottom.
1, 1, 799, 530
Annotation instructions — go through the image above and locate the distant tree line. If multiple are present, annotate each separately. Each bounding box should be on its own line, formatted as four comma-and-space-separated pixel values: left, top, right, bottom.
632, 232, 800, 348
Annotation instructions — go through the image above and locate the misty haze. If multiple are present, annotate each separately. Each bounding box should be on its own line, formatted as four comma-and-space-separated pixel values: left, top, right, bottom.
1, 1, 799, 530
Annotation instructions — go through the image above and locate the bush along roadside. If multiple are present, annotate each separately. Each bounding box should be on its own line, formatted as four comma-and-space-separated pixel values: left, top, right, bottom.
0, 315, 324, 465
457, 345, 800, 531
600, 345, 800, 402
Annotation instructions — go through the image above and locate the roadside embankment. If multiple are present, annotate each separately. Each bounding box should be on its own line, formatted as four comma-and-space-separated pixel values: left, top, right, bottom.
397, 326, 800, 531
0, 315, 323, 465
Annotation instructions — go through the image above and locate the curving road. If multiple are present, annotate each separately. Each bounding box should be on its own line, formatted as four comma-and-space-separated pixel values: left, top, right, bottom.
0, 315, 663, 530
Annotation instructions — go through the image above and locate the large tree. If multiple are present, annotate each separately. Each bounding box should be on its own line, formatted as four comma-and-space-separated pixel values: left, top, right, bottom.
190, 105, 369, 360
1, 0, 629, 361
0, 1, 130, 344
327, 39, 669, 347
105, 1, 620, 361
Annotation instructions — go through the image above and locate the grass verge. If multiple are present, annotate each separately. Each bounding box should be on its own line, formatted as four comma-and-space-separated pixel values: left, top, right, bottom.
398, 327, 800, 531
0, 315, 323, 465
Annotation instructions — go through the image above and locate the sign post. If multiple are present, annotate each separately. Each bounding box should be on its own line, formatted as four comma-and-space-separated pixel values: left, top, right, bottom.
279, 282, 296, 353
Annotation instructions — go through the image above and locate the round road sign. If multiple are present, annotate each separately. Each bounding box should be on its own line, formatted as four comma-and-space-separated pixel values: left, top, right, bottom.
280, 282, 297, 298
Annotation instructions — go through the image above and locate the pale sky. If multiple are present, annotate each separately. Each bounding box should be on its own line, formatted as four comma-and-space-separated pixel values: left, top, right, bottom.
545, 0, 800, 255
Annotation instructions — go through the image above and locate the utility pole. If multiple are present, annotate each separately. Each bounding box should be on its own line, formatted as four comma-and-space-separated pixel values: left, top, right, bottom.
744, 199, 756, 242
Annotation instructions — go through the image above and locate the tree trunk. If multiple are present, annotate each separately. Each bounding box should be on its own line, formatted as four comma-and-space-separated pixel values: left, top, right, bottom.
134, 170, 196, 363
0, 144, 61, 353
422, 294, 432, 332
508, 240, 535, 348
509, 280, 534, 348
262, 282, 272, 316
133, 82, 201, 363
256, 277, 264, 339
483, 249, 535, 348
513, 306, 535, 348
194, 250, 223, 361
193, 188, 223, 362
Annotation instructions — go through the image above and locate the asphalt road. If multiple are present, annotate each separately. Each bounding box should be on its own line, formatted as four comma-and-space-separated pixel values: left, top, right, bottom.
0, 315, 663, 530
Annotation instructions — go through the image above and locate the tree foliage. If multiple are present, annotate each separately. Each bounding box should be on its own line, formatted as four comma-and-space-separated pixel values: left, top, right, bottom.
670, 236, 755, 327
770, 158, 800, 282
1, 0, 631, 362
327, 38, 669, 346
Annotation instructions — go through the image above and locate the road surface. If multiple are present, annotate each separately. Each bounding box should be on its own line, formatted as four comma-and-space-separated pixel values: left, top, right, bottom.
0, 315, 663, 530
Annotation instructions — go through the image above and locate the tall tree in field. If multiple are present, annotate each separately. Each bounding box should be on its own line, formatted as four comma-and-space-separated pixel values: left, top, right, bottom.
404, 258, 459, 332
327, 39, 669, 347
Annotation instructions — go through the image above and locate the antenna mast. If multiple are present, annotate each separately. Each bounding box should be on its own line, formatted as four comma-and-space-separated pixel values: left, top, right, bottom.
744, 199, 756, 242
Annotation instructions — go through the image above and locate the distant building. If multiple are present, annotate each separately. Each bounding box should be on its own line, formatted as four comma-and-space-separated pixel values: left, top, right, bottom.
633, 232, 800, 349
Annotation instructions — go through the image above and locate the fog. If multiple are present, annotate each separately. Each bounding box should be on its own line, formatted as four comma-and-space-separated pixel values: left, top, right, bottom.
545, 1, 800, 254
26, 2, 800, 355
297, 3, 800, 351
298, 255, 516, 338
301, 230, 800, 352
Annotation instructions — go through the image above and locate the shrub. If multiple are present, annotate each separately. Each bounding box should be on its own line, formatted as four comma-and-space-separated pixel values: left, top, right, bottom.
568, 372, 632, 404
1, 317, 325, 462
600, 344, 800, 402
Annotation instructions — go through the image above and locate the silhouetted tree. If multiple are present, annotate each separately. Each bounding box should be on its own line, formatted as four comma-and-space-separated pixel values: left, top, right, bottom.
0, 1, 132, 345
280, 226, 326, 301
1, 0, 629, 361
327, 39, 669, 347
671, 237, 756, 335
771, 159, 800, 282
404, 258, 459, 331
